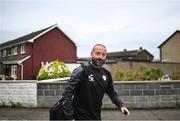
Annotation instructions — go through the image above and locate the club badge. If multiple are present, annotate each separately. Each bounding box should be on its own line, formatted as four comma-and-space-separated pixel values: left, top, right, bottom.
102, 75, 107, 81
88, 74, 94, 82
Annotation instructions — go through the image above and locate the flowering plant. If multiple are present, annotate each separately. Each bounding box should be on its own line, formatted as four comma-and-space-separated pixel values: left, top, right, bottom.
37, 60, 71, 80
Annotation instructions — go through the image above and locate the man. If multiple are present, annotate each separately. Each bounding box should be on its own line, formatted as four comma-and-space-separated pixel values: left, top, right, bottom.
62, 44, 130, 120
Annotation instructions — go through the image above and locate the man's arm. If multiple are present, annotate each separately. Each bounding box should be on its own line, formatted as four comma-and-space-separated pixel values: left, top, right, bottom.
106, 79, 124, 108
106, 72, 130, 115
61, 66, 83, 119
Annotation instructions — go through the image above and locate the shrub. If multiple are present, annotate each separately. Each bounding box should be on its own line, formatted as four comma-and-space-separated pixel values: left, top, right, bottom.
171, 72, 180, 80
135, 64, 147, 80
145, 68, 163, 80
115, 64, 163, 81
37, 60, 71, 80
115, 70, 136, 81
115, 71, 125, 81
5, 76, 14, 80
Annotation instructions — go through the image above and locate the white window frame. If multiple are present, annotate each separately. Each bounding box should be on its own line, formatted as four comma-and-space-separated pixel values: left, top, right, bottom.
8, 48, 12, 56
12, 46, 18, 55
11, 65, 17, 79
20, 44, 25, 54
2, 50, 6, 57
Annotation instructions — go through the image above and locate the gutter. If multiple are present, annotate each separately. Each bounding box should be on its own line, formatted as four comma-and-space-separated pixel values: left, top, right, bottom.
17, 55, 31, 80
17, 63, 23, 80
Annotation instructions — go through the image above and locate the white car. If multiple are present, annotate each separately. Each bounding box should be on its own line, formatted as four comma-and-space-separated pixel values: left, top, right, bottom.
161, 74, 171, 81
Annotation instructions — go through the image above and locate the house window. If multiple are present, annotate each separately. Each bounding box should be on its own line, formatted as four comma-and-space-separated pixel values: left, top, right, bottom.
8, 48, 12, 56
147, 56, 149, 60
20, 44, 26, 54
12, 46, 18, 55
2, 50, 6, 57
11, 65, 17, 79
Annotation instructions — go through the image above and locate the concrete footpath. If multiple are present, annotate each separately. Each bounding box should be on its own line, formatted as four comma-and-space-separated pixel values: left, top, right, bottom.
0, 107, 180, 120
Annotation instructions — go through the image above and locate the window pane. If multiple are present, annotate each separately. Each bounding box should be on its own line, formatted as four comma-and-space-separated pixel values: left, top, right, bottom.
20, 44, 25, 54
11, 65, 17, 79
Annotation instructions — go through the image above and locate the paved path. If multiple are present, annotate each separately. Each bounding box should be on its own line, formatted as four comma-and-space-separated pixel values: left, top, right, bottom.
0, 107, 180, 120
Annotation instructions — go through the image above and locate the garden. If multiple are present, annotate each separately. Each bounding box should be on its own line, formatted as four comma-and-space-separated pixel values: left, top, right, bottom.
115, 64, 180, 81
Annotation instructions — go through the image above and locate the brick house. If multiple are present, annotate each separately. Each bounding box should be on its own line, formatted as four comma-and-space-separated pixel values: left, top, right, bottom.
0, 24, 77, 80
158, 30, 180, 63
107, 47, 154, 61
77, 47, 154, 63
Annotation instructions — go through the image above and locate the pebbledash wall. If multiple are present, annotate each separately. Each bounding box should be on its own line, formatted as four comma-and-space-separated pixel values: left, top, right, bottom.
0, 80, 180, 108
0, 81, 37, 107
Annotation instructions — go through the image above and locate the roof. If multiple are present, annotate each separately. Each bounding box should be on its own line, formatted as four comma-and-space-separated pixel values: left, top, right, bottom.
158, 30, 180, 48
0, 55, 30, 64
0, 24, 76, 50
107, 49, 154, 58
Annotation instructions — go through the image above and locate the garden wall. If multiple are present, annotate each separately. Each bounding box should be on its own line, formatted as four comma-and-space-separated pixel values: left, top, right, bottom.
0, 80, 37, 107
0, 80, 180, 109
37, 80, 180, 109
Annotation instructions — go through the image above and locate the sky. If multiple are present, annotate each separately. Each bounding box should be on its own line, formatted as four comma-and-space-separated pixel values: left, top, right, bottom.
0, 0, 180, 59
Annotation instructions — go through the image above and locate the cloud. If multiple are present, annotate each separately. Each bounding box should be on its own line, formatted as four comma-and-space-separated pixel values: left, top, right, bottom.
0, 0, 179, 59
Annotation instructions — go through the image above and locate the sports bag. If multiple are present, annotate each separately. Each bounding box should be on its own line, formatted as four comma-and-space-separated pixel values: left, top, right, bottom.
49, 99, 66, 120
49, 63, 89, 120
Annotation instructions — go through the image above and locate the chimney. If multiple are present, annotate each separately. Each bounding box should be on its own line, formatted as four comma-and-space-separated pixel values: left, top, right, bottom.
139, 47, 143, 50
124, 49, 127, 51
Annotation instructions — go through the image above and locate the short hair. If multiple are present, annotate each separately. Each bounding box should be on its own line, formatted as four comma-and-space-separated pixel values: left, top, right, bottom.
91, 44, 107, 53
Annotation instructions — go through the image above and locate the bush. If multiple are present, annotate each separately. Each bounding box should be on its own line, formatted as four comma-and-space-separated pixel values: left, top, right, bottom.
145, 68, 163, 80
135, 64, 147, 80
115, 64, 163, 81
5, 76, 14, 80
115, 70, 136, 81
171, 72, 180, 80
37, 60, 71, 80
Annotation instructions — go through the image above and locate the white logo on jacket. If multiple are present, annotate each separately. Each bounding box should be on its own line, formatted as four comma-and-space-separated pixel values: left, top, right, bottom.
102, 75, 107, 81
88, 74, 94, 82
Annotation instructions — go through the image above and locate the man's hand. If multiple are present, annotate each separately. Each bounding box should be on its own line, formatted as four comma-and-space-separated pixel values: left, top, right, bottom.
121, 106, 130, 115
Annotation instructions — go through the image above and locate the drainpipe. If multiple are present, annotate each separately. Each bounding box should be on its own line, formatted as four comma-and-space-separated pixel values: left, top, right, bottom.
18, 63, 23, 80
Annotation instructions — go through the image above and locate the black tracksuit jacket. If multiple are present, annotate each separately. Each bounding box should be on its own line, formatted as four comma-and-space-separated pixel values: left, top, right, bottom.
61, 62, 124, 120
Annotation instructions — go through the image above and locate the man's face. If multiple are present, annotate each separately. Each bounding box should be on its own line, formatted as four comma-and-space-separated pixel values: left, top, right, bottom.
91, 45, 107, 67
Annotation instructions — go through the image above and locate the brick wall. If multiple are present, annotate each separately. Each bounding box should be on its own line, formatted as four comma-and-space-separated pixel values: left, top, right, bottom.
37, 81, 67, 107
37, 80, 180, 109
0, 80, 179, 108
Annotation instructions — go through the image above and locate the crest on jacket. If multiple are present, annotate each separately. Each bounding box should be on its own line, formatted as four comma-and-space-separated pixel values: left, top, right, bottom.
102, 75, 107, 81
88, 74, 95, 82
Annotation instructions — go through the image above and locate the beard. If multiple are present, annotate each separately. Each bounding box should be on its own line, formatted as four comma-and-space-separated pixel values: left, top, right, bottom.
91, 58, 105, 68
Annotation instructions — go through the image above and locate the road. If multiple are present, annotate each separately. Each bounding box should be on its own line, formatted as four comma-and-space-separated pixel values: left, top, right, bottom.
0, 107, 180, 120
